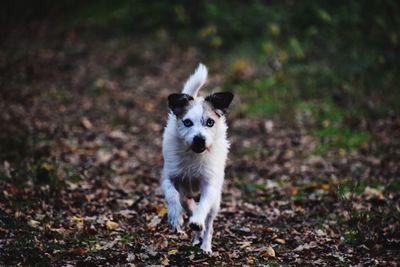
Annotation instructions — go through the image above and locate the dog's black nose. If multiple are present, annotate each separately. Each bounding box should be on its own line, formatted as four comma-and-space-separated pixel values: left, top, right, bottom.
191, 135, 206, 153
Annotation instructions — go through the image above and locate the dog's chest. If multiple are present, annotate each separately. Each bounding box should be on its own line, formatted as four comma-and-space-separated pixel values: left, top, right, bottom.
172, 174, 201, 197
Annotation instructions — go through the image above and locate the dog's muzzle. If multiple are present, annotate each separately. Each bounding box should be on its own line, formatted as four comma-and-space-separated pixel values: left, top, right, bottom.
191, 135, 206, 153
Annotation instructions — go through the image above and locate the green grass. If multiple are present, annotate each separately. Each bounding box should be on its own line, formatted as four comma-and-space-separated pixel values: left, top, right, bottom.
234, 76, 297, 117
117, 233, 138, 245
313, 127, 371, 155
85, 235, 101, 251
236, 181, 266, 192
233, 74, 373, 155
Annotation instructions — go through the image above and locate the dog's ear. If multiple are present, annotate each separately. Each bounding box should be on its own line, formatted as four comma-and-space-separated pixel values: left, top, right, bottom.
168, 93, 194, 116
205, 92, 234, 115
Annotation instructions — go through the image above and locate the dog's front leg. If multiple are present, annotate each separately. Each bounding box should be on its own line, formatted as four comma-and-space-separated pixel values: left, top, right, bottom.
161, 174, 183, 233
200, 203, 219, 253
188, 182, 220, 233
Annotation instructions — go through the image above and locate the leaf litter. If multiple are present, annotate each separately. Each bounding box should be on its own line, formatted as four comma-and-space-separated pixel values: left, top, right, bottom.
0, 24, 399, 266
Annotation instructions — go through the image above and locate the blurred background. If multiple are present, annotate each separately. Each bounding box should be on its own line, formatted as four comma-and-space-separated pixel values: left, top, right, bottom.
1, 1, 399, 265
1, 0, 399, 158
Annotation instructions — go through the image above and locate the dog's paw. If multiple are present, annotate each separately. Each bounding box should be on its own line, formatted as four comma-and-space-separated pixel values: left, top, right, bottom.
169, 216, 183, 233
200, 242, 212, 255
168, 205, 183, 232
188, 216, 205, 232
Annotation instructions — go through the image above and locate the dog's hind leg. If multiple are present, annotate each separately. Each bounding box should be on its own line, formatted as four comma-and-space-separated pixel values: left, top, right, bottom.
192, 229, 204, 246
182, 197, 197, 216
161, 174, 184, 233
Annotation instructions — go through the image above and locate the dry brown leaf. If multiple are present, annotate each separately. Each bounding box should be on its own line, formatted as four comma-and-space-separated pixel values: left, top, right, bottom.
5, 185, 20, 196
80, 117, 93, 129
294, 242, 317, 251
262, 245, 276, 258
108, 130, 128, 141
237, 241, 252, 249
157, 206, 167, 217
246, 255, 255, 264
319, 184, 331, 192
29, 219, 40, 228
363, 187, 384, 200
143, 101, 155, 112
96, 150, 113, 164
147, 216, 162, 230
160, 257, 170, 265
105, 220, 119, 230
70, 247, 89, 255
274, 238, 286, 244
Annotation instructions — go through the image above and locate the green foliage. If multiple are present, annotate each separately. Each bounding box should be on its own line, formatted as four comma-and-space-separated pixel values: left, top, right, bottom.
313, 127, 371, 154
234, 76, 296, 117
236, 181, 266, 192
336, 179, 381, 197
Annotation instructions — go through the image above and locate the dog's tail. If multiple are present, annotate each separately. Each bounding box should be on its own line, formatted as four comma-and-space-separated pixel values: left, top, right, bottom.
182, 63, 208, 98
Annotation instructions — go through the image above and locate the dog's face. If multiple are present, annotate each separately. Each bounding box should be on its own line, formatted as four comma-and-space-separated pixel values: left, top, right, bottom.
168, 92, 234, 153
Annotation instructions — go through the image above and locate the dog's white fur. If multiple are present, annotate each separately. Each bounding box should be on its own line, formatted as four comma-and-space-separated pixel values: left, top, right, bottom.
161, 64, 231, 253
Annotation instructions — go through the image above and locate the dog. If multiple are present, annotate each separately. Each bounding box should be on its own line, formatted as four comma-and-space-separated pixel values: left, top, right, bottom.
161, 63, 234, 253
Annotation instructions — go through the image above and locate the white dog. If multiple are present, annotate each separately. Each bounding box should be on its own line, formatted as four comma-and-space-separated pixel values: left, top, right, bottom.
161, 63, 234, 253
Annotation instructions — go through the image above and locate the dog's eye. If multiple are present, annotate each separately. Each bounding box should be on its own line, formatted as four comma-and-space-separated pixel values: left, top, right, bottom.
206, 118, 215, 127
183, 119, 193, 127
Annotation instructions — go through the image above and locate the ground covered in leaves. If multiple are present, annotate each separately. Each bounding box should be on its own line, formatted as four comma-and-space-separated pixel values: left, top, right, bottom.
1, 24, 400, 266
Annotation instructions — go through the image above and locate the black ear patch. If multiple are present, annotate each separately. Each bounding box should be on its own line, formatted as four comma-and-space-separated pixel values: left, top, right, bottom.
168, 93, 194, 117
205, 92, 234, 115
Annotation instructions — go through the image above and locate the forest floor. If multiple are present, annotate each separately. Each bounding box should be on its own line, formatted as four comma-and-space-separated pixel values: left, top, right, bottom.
1, 23, 399, 266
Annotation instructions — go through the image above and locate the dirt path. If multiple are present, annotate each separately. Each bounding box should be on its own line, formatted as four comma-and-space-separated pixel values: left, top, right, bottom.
1, 28, 399, 266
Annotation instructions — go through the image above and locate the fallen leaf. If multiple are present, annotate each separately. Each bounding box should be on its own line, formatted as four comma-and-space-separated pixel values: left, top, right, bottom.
143, 101, 155, 112
96, 150, 113, 164
80, 117, 93, 129
70, 247, 89, 255
105, 220, 119, 230
108, 130, 128, 141
48, 226, 68, 235
157, 206, 167, 217
246, 255, 255, 264
262, 245, 275, 258
363, 187, 384, 200
264, 120, 274, 133
117, 199, 135, 207
72, 215, 84, 222
237, 241, 252, 249
294, 242, 317, 251
5, 185, 20, 196
29, 219, 40, 228
168, 249, 178, 255
319, 183, 331, 192
95, 78, 106, 88
126, 253, 136, 262
147, 216, 162, 230
71, 215, 84, 230
316, 229, 326, 236
274, 238, 286, 244
160, 257, 170, 265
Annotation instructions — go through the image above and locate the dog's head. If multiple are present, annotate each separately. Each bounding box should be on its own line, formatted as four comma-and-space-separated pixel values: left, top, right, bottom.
168, 92, 234, 153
